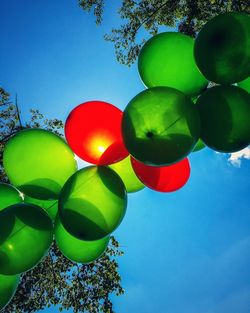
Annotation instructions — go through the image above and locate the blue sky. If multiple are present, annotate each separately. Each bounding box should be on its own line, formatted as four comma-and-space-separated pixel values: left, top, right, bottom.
1, 1, 250, 313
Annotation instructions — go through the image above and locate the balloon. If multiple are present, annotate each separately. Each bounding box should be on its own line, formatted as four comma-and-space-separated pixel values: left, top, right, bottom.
0, 273, 20, 310
54, 215, 109, 264
138, 32, 208, 97
197, 85, 250, 153
194, 12, 250, 84
192, 138, 206, 152
24, 196, 58, 221
3, 129, 77, 200
238, 76, 250, 93
122, 87, 200, 166
0, 183, 23, 212
65, 101, 128, 165
109, 156, 145, 193
59, 166, 127, 241
0, 203, 53, 275
131, 157, 190, 192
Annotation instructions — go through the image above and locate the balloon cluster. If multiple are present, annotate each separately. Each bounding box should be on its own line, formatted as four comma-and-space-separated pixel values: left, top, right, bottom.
1, 12, 250, 310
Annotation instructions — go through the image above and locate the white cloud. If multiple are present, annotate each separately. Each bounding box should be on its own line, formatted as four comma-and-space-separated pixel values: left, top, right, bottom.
228, 146, 250, 167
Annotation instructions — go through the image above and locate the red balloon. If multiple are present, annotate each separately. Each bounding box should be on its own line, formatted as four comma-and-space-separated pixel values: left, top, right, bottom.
131, 157, 190, 192
65, 101, 128, 165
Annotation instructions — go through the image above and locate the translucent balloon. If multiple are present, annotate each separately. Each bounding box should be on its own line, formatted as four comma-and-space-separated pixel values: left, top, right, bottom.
197, 85, 250, 152
192, 138, 206, 152
238, 76, 250, 93
138, 32, 208, 97
131, 157, 190, 192
122, 87, 200, 166
0, 273, 20, 310
109, 156, 145, 193
65, 101, 128, 165
0, 183, 23, 212
59, 166, 127, 241
54, 215, 109, 263
24, 196, 58, 221
3, 129, 77, 200
0, 203, 53, 275
194, 12, 250, 84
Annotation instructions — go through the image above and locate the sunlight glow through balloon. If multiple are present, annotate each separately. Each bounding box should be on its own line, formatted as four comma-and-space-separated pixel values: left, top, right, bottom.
59, 166, 127, 241
0, 273, 20, 310
55, 215, 109, 263
0, 203, 53, 275
0, 183, 23, 212
131, 157, 190, 192
138, 32, 208, 97
3, 129, 77, 200
65, 101, 128, 165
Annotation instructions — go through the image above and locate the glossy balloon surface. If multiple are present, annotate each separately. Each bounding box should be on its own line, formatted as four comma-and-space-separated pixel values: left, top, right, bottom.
24, 196, 58, 220
138, 32, 207, 97
131, 157, 190, 192
194, 12, 250, 84
0, 203, 53, 275
55, 215, 109, 263
122, 87, 200, 166
109, 156, 145, 193
238, 76, 250, 93
59, 166, 127, 241
197, 85, 250, 152
0, 183, 22, 212
0, 273, 20, 310
192, 138, 206, 152
3, 129, 77, 200
65, 101, 128, 165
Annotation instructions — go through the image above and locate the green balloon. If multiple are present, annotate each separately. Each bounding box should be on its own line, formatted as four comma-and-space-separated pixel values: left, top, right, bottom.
3, 129, 77, 200
197, 85, 250, 153
54, 215, 109, 264
238, 76, 250, 93
138, 32, 208, 97
0, 273, 20, 310
24, 196, 58, 221
109, 156, 145, 193
59, 166, 127, 241
192, 138, 206, 152
0, 203, 53, 275
194, 12, 250, 84
122, 87, 200, 166
0, 183, 23, 212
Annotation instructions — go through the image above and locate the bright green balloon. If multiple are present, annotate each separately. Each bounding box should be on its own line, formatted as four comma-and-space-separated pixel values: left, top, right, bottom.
138, 32, 208, 97
238, 76, 250, 93
194, 12, 250, 84
3, 129, 77, 200
0, 273, 20, 310
122, 87, 200, 166
109, 156, 145, 193
192, 138, 206, 152
0, 183, 23, 212
0, 203, 53, 275
197, 85, 250, 153
54, 215, 109, 264
59, 166, 127, 241
24, 196, 58, 221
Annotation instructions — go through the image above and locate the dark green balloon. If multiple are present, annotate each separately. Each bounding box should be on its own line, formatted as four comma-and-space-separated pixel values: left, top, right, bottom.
138, 32, 208, 97
24, 196, 58, 221
0, 183, 23, 212
0, 273, 20, 310
197, 85, 250, 153
238, 76, 250, 93
192, 138, 206, 152
109, 156, 145, 193
59, 166, 127, 241
194, 12, 250, 84
0, 203, 53, 275
54, 215, 109, 264
122, 87, 200, 165
3, 129, 77, 200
